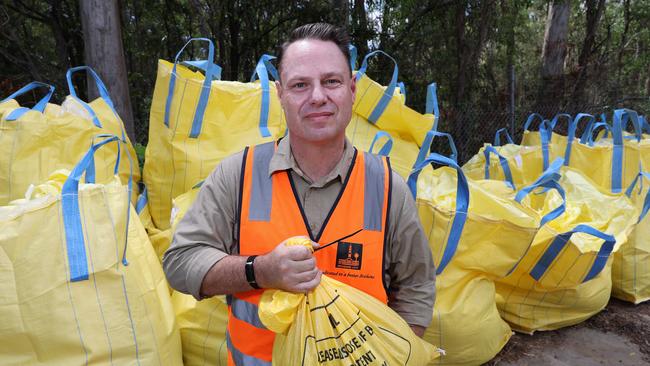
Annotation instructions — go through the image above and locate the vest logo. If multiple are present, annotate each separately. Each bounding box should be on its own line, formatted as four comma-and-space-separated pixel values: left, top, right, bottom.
336, 242, 363, 270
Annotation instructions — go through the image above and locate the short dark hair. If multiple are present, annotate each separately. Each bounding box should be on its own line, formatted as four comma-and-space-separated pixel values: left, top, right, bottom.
277, 23, 351, 77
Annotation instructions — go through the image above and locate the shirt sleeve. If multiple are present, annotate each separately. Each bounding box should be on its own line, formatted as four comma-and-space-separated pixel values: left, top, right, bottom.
385, 171, 436, 328
162, 151, 244, 300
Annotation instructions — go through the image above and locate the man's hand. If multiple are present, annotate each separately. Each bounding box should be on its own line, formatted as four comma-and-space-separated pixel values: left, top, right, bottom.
255, 238, 322, 293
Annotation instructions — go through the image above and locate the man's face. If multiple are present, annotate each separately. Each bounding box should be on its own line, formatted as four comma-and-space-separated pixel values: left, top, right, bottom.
276, 39, 356, 144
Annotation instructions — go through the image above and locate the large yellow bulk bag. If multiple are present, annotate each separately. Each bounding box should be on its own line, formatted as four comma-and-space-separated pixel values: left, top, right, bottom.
495, 167, 637, 333
259, 239, 441, 366
347, 52, 436, 179
143, 39, 286, 230
352, 51, 434, 145
563, 109, 644, 193
0, 72, 140, 205
159, 182, 229, 366
424, 265, 511, 366
407, 139, 566, 365
0, 136, 182, 365
612, 172, 650, 303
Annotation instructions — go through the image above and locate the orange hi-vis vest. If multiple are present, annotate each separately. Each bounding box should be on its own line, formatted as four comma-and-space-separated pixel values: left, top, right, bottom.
226, 141, 391, 365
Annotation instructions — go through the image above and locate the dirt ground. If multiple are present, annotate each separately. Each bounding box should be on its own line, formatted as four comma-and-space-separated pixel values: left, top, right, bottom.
485, 298, 650, 365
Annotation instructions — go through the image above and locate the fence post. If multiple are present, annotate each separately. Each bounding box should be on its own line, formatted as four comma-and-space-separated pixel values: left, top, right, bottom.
510, 65, 516, 136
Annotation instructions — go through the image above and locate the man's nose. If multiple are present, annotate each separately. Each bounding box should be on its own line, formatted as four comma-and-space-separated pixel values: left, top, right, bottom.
309, 84, 327, 105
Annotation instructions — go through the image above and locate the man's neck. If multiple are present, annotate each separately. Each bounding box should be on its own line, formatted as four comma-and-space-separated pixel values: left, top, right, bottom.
290, 136, 345, 183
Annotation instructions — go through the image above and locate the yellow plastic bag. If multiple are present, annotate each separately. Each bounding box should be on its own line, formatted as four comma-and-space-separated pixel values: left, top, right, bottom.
259, 238, 442, 366
143, 39, 286, 230
0, 74, 140, 205
347, 81, 438, 179
0, 135, 181, 365
408, 137, 565, 365
612, 172, 650, 303
495, 166, 638, 333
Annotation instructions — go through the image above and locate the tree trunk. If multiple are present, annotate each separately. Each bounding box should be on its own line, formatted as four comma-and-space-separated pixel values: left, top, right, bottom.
537, 0, 570, 113
352, 0, 369, 59
79, 0, 135, 142
570, 0, 606, 106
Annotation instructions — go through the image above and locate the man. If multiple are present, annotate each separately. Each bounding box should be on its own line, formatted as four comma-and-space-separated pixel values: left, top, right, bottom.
163, 23, 435, 365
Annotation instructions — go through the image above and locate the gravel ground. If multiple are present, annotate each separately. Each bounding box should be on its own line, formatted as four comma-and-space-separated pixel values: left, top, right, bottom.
485, 298, 650, 365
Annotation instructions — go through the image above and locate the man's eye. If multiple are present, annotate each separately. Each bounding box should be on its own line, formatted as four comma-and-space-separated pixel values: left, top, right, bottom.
325, 79, 341, 86
292, 82, 307, 89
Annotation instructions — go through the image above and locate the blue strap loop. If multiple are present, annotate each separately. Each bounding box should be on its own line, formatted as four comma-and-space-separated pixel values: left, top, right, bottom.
62, 134, 134, 282
494, 128, 514, 146
66, 66, 121, 131
564, 113, 595, 165
369, 131, 394, 156
250, 54, 279, 138
539, 120, 554, 170
164, 38, 216, 138
529, 224, 616, 283
85, 134, 122, 184
135, 184, 148, 214
397, 81, 406, 101
414, 130, 458, 169
348, 44, 357, 71
586, 121, 612, 145
483, 145, 515, 189
407, 153, 468, 275
180, 60, 222, 80
611, 109, 642, 192
2, 81, 56, 121
640, 115, 650, 134
515, 158, 567, 227
625, 171, 650, 223
355, 50, 399, 124
549, 113, 572, 132
523, 113, 546, 132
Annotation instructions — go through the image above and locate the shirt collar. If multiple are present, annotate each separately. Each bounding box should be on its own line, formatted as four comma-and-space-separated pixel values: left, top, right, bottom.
268, 134, 355, 186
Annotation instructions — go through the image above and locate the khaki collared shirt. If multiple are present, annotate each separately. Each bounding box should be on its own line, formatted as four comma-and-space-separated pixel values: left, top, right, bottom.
163, 136, 435, 327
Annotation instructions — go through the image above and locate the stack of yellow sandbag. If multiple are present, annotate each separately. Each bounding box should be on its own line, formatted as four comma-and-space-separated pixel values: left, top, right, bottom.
0, 67, 140, 206
408, 131, 567, 365
0, 135, 181, 365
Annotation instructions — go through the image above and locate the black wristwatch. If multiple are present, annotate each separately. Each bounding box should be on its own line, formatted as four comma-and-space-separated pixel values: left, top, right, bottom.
245, 255, 261, 289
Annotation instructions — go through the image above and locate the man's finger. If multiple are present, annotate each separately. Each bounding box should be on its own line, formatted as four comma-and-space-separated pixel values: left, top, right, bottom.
285, 245, 313, 260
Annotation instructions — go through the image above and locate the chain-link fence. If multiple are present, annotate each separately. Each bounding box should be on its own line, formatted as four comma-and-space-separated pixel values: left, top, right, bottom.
132, 97, 649, 165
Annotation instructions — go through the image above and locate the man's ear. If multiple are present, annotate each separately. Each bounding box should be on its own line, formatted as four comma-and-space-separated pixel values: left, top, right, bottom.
275, 80, 283, 103
350, 74, 356, 101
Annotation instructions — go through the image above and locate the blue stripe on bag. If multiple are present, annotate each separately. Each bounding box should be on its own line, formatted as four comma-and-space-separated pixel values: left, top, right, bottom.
529, 224, 616, 283
250, 54, 279, 138
408, 153, 468, 275
626, 171, 650, 223
426, 83, 440, 131
611, 109, 642, 193
483, 145, 515, 189
2, 81, 55, 121
164, 38, 217, 138
62, 134, 133, 281
356, 50, 399, 124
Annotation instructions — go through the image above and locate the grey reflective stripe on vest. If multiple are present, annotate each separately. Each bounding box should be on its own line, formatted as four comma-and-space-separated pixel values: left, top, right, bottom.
249, 142, 275, 221
231, 297, 267, 329
226, 331, 272, 366
363, 152, 385, 231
